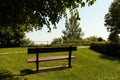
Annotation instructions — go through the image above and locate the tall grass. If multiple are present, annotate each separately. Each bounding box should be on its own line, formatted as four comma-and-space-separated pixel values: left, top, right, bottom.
0, 47, 120, 80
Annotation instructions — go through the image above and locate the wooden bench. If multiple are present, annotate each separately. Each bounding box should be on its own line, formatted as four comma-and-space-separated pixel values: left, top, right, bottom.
27, 46, 77, 71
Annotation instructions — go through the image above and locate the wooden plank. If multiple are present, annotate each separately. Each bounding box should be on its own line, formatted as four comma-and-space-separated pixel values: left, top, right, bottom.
27, 56, 75, 63
28, 46, 77, 54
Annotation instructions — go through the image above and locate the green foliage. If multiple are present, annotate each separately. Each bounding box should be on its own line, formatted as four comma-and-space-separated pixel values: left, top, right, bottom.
0, 26, 25, 47
0, 0, 96, 47
50, 36, 105, 46
105, 0, 120, 34
85, 36, 99, 42
81, 36, 105, 46
20, 38, 35, 47
98, 37, 104, 42
62, 10, 84, 44
51, 36, 105, 47
51, 38, 62, 46
108, 32, 120, 42
90, 42, 120, 57
0, 0, 96, 31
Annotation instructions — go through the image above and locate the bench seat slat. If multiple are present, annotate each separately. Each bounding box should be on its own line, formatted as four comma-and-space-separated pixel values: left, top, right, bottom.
27, 56, 75, 63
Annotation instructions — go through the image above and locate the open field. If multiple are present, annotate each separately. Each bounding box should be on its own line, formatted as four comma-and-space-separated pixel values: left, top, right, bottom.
0, 47, 120, 80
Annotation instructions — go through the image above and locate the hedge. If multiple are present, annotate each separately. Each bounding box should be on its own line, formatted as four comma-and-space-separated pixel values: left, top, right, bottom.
90, 42, 120, 57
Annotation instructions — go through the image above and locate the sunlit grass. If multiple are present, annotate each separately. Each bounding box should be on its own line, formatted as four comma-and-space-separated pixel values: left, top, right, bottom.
0, 47, 27, 53
0, 47, 120, 80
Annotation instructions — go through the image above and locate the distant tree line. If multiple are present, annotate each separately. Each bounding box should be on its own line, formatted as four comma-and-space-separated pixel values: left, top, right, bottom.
51, 36, 105, 46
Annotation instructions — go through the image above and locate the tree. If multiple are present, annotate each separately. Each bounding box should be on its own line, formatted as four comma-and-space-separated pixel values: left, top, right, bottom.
62, 10, 84, 43
51, 38, 62, 45
105, 0, 120, 34
108, 32, 120, 42
0, 26, 25, 47
97, 37, 104, 42
0, 0, 96, 31
85, 36, 98, 42
21, 37, 35, 47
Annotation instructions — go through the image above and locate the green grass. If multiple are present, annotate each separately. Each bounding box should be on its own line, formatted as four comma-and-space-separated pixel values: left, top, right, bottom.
0, 47, 120, 80
0, 47, 27, 53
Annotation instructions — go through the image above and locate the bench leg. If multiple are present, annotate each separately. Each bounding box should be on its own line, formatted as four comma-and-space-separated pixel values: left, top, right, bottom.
68, 58, 72, 68
68, 47, 72, 68
36, 51, 39, 71
36, 61, 39, 71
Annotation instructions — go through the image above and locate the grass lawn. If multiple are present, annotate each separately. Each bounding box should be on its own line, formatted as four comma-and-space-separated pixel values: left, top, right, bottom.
0, 47, 120, 80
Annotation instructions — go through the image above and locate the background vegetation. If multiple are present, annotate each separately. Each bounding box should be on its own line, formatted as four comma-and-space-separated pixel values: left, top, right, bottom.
90, 42, 120, 57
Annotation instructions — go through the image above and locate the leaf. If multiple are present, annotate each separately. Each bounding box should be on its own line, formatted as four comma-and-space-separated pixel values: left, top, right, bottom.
86, 0, 90, 3
81, 2, 85, 7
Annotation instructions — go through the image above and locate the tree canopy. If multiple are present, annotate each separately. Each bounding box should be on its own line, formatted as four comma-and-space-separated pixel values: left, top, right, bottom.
108, 32, 120, 42
0, 0, 96, 31
105, 0, 120, 34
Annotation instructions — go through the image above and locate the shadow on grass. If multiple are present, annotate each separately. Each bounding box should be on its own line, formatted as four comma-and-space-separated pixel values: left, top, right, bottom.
20, 66, 68, 76
0, 69, 27, 80
100, 54, 120, 61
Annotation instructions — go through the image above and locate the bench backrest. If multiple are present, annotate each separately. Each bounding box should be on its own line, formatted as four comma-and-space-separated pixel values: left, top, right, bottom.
28, 46, 77, 54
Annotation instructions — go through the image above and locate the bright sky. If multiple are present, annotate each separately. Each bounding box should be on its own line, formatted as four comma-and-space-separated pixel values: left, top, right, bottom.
26, 0, 114, 43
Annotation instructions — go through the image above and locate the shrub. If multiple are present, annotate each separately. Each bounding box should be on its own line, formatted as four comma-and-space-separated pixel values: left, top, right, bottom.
90, 42, 120, 57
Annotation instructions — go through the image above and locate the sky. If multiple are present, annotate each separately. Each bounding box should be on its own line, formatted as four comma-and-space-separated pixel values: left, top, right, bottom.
26, 0, 114, 44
